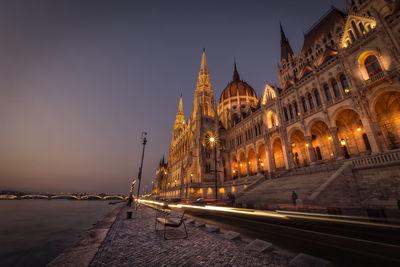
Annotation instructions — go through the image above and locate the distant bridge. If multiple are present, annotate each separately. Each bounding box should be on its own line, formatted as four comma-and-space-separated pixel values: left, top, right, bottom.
0, 194, 126, 200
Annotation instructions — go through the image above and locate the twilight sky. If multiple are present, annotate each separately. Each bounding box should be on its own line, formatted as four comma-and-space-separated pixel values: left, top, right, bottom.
0, 0, 345, 195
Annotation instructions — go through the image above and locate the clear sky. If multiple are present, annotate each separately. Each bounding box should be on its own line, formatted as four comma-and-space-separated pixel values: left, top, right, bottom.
0, 0, 345, 195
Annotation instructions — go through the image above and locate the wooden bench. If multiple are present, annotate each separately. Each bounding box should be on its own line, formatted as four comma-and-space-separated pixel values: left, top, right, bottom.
155, 208, 188, 240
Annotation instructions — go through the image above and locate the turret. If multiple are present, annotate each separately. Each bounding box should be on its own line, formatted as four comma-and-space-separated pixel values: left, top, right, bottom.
280, 24, 295, 62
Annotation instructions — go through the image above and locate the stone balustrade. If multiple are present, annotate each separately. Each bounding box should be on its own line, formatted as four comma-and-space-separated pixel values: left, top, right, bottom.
351, 149, 400, 168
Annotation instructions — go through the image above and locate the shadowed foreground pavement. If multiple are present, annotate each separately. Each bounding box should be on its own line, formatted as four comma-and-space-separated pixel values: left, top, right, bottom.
90, 205, 292, 267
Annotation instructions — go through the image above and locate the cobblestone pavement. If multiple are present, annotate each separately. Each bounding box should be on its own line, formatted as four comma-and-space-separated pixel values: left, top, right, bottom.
90, 205, 291, 267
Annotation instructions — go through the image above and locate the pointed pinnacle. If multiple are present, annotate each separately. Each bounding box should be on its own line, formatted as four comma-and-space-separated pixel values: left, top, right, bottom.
178, 95, 183, 113
200, 49, 208, 74
233, 59, 240, 81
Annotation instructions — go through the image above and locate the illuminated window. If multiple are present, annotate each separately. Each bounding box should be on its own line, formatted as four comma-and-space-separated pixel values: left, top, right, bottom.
283, 107, 289, 121
324, 84, 332, 101
364, 55, 382, 78
340, 74, 349, 92
314, 90, 322, 106
302, 97, 308, 112
332, 80, 341, 97
351, 21, 361, 38
359, 22, 366, 34
308, 93, 315, 109
205, 163, 211, 173
294, 102, 299, 116
349, 30, 356, 42
289, 104, 294, 119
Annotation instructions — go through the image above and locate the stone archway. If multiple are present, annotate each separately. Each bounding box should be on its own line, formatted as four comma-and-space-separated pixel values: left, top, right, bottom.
239, 152, 247, 177
231, 155, 238, 179
272, 138, 285, 169
335, 109, 371, 157
310, 121, 336, 160
247, 148, 257, 175
258, 144, 267, 172
374, 91, 400, 149
290, 129, 309, 166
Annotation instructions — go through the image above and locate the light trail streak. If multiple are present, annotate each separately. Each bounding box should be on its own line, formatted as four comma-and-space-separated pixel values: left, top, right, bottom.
139, 199, 400, 229
276, 210, 400, 229
168, 204, 288, 219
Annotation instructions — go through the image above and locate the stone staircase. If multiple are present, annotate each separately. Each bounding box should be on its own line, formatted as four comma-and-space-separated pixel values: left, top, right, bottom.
237, 166, 340, 206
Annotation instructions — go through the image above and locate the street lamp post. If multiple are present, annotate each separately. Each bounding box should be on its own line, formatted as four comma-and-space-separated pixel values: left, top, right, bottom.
209, 137, 218, 200
136, 132, 148, 199
163, 171, 167, 201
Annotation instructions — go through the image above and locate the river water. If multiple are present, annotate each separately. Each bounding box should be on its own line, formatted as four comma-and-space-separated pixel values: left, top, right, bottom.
0, 199, 117, 267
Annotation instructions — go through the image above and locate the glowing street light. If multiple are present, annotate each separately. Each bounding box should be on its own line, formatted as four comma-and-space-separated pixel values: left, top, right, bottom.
341, 138, 346, 146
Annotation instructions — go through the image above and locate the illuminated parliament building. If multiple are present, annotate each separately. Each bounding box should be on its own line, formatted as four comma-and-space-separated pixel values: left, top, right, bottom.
153, 0, 400, 211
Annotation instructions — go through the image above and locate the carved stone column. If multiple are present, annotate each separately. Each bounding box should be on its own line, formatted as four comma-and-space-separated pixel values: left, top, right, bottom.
305, 135, 317, 163
329, 127, 344, 159
256, 152, 261, 174
246, 156, 250, 176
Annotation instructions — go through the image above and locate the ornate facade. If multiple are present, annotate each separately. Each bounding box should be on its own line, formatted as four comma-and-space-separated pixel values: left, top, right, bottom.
153, 0, 400, 201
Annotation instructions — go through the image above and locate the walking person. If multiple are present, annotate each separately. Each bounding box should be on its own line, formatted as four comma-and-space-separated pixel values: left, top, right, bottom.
291, 191, 298, 206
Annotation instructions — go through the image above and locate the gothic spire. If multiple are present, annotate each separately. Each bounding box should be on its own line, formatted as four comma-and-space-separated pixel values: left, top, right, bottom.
200, 48, 208, 75
174, 95, 185, 131
280, 23, 294, 61
178, 93, 183, 113
233, 59, 240, 81
196, 49, 211, 92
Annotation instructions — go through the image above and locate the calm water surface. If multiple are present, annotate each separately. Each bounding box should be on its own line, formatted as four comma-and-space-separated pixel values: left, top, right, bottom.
0, 199, 117, 267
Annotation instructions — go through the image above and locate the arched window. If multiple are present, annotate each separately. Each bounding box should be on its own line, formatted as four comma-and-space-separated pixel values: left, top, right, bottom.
271, 115, 275, 127
351, 21, 361, 38
364, 55, 382, 78
340, 74, 349, 93
308, 93, 315, 109
349, 30, 356, 42
283, 107, 289, 121
314, 90, 322, 106
302, 97, 308, 112
324, 84, 332, 101
332, 80, 341, 97
289, 105, 294, 119
359, 22, 366, 34
294, 102, 299, 116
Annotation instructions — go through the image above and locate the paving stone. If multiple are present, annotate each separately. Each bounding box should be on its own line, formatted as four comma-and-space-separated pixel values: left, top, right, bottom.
245, 239, 273, 252
289, 253, 331, 267
205, 225, 220, 233
222, 231, 240, 240
194, 221, 205, 227
89, 206, 290, 267
185, 218, 194, 224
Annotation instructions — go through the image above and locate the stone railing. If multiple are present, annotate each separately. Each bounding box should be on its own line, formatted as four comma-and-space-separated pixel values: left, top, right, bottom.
365, 71, 385, 86
351, 149, 400, 169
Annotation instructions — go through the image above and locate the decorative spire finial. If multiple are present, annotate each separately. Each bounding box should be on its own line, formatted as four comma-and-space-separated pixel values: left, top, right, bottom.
233, 58, 240, 81
178, 94, 183, 113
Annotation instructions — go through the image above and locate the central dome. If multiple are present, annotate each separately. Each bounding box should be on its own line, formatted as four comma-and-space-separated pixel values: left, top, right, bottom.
219, 63, 257, 104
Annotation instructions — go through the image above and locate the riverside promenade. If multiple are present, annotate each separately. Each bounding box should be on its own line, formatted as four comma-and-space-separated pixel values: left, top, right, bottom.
89, 204, 293, 266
